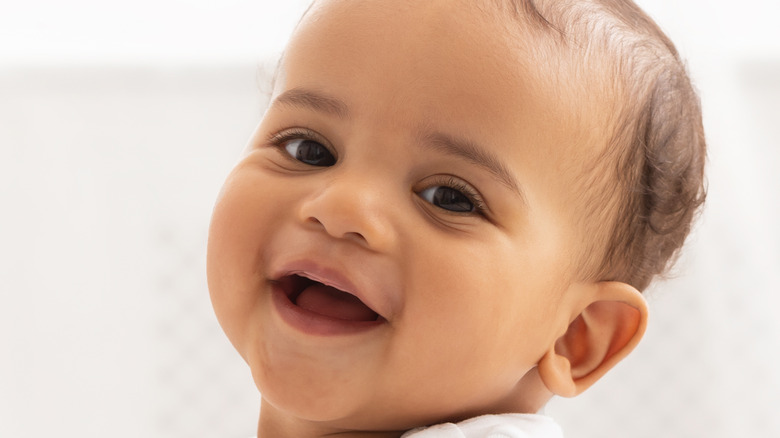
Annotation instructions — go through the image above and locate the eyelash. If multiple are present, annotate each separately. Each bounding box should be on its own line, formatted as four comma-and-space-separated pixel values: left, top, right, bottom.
425, 175, 487, 215
266, 127, 488, 216
268, 127, 333, 155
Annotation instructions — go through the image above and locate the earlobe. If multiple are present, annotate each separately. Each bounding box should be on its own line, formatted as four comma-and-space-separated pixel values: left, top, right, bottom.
538, 281, 648, 397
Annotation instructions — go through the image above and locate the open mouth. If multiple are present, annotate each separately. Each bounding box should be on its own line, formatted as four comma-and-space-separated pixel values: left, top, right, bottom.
276, 274, 380, 322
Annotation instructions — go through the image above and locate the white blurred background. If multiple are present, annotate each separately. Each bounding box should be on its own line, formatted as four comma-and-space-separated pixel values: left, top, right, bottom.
1, 1, 778, 437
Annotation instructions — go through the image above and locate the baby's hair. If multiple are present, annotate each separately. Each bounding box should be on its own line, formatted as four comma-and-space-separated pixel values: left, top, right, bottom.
491, 0, 707, 291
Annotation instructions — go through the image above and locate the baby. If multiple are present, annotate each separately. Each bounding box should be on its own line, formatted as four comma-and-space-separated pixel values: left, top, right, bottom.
207, 0, 706, 436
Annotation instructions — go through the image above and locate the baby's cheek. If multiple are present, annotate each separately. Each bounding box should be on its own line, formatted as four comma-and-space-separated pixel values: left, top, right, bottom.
207, 176, 270, 343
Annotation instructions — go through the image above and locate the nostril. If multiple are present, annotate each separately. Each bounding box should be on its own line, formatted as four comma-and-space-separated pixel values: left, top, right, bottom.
343, 231, 367, 244
305, 216, 325, 228
304, 215, 367, 244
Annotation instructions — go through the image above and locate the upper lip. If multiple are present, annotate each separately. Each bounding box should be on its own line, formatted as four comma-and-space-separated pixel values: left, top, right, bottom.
270, 258, 392, 320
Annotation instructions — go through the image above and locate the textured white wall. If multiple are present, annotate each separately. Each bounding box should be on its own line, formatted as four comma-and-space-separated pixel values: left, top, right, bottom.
0, 0, 312, 63
0, 65, 267, 437
1, 1, 778, 437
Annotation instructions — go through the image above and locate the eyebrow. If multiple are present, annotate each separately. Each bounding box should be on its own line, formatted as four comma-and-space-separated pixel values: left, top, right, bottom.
419, 131, 526, 200
271, 87, 525, 200
272, 87, 350, 119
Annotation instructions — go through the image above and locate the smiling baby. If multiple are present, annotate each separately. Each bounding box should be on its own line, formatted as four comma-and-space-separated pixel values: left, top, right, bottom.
206, 0, 706, 437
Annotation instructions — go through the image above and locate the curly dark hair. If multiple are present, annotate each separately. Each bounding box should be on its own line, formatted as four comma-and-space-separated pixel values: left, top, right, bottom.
496, 0, 707, 291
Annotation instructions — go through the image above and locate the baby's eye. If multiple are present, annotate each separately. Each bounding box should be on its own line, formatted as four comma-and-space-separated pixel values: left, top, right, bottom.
283, 138, 336, 167
418, 186, 475, 213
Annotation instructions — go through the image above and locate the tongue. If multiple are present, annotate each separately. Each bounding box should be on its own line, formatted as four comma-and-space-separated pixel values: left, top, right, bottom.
295, 283, 378, 321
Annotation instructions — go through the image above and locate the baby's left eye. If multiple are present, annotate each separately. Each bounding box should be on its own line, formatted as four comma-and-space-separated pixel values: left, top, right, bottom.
418, 186, 475, 213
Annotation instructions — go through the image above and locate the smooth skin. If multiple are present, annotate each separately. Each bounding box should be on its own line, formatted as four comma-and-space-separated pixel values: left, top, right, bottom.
207, 1, 648, 437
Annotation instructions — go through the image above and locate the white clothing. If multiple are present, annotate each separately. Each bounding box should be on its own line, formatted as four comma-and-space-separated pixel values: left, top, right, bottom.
250, 413, 563, 438
401, 414, 563, 438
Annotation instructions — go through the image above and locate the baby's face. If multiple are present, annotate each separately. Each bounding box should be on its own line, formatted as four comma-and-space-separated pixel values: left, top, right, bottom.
208, 0, 597, 432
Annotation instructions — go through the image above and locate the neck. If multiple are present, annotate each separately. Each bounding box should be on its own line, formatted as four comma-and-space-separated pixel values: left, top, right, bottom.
257, 399, 406, 438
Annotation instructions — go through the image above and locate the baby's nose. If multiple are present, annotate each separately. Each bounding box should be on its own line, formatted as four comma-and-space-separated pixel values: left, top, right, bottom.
296, 173, 398, 252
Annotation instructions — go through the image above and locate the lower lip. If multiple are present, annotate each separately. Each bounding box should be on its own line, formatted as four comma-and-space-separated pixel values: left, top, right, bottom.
271, 283, 385, 336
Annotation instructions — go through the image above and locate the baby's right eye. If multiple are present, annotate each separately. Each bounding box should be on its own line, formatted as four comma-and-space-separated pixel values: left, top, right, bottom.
283, 138, 336, 167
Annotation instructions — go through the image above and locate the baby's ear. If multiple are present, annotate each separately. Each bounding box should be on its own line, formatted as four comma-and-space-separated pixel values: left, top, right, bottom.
537, 282, 648, 397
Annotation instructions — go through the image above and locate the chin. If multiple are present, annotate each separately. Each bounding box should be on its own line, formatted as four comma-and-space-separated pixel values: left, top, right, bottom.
251, 363, 361, 424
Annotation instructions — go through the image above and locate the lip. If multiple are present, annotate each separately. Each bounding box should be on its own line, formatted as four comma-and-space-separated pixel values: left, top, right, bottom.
269, 259, 388, 336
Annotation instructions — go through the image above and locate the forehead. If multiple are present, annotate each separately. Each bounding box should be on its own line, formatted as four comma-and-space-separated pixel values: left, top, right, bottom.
282, 0, 546, 123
